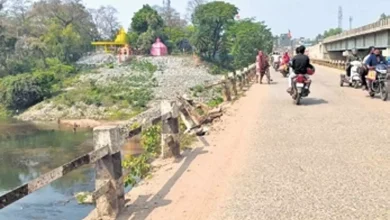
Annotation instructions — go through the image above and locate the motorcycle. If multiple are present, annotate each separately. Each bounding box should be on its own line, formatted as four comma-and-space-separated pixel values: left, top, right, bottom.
273, 61, 280, 71
366, 63, 388, 101
290, 67, 315, 105
340, 60, 363, 88
278, 62, 290, 77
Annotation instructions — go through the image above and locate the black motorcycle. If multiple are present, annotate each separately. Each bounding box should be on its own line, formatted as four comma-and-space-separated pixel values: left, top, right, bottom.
367, 63, 388, 101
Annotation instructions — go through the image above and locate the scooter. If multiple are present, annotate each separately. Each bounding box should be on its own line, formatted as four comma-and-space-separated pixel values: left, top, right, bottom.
279, 62, 290, 77
340, 60, 363, 88
273, 61, 280, 71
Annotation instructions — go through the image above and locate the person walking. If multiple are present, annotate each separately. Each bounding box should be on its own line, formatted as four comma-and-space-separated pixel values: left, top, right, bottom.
256, 51, 271, 84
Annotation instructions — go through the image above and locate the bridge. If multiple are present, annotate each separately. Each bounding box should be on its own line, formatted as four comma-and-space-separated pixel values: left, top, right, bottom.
308, 17, 390, 60
1, 63, 389, 219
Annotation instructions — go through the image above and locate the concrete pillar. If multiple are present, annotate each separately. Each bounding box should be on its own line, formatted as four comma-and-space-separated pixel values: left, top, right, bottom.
93, 126, 124, 219
161, 101, 180, 158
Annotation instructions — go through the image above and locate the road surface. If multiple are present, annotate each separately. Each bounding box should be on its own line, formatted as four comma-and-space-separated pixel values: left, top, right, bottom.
113, 65, 389, 220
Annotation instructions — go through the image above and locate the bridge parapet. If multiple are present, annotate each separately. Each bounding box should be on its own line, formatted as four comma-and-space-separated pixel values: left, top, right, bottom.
324, 18, 390, 43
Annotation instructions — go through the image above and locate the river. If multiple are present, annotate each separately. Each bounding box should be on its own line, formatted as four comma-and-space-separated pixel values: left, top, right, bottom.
0, 120, 95, 220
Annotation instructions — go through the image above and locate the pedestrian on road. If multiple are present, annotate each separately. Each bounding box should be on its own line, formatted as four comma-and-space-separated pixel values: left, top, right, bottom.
256, 51, 270, 84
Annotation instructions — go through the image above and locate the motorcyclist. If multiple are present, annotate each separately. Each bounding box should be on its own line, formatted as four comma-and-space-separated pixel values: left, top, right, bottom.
272, 52, 281, 69
287, 45, 314, 93
361, 46, 375, 90
365, 48, 388, 91
365, 48, 388, 71
345, 48, 361, 77
280, 51, 290, 72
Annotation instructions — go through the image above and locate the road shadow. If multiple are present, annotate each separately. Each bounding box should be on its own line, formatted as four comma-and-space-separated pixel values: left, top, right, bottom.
118, 147, 208, 220
302, 98, 328, 106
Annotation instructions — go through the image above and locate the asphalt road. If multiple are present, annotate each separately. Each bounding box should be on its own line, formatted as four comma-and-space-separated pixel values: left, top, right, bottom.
210, 65, 390, 220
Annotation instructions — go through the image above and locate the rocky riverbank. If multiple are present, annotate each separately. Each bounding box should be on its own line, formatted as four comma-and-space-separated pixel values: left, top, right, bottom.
16, 55, 222, 125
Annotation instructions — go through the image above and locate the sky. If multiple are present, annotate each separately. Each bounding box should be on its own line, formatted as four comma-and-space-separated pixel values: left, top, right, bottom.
82, 0, 390, 39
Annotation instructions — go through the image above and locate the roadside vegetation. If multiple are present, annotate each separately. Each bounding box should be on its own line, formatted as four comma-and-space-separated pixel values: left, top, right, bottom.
122, 119, 195, 187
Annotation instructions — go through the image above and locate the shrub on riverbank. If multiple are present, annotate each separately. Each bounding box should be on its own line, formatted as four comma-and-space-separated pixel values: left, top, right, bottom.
122, 119, 195, 187
0, 58, 76, 113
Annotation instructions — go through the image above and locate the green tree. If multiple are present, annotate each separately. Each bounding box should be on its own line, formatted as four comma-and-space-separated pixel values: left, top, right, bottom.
130, 5, 163, 34
129, 5, 165, 53
41, 22, 83, 63
0, 72, 53, 110
226, 19, 273, 70
192, 1, 238, 60
323, 27, 342, 38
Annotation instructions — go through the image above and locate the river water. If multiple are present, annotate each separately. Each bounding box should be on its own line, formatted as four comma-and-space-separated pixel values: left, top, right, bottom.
0, 120, 95, 220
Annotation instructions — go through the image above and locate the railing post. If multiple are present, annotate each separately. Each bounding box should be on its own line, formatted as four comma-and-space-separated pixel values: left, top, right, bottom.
222, 80, 232, 101
238, 70, 243, 90
161, 100, 181, 158
93, 126, 124, 219
231, 77, 238, 97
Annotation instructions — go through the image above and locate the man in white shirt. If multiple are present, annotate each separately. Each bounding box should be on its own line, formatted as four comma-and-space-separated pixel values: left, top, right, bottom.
271, 52, 281, 69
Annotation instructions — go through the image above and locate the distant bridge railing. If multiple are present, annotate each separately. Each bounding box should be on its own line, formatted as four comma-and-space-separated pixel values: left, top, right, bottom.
311, 59, 346, 70
311, 59, 390, 80
324, 18, 390, 43
0, 63, 256, 219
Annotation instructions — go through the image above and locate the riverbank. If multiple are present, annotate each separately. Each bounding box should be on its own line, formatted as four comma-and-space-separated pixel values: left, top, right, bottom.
15, 55, 222, 124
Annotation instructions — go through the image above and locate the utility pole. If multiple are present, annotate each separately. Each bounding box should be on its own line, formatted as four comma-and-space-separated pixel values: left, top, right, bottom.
349, 16, 353, 30
338, 6, 343, 30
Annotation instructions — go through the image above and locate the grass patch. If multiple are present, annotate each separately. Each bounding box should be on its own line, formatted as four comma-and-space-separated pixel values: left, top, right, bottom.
207, 96, 224, 108
106, 109, 142, 120
0, 105, 12, 119
129, 59, 158, 74
189, 84, 205, 97
53, 79, 154, 111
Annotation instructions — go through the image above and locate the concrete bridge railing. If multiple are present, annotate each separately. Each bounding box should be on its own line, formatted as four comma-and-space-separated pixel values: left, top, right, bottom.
311, 59, 346, 70
0, 63, 256, 219
324, 18, 390, 43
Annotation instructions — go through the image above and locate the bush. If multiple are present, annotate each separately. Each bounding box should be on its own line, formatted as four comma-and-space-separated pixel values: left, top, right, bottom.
209, 64, 229, 75
53, 79, 154, 111
122, 124, 161, 187
0, 72, 55, 110
129, 59, 157, 73
207, 96, 224, 108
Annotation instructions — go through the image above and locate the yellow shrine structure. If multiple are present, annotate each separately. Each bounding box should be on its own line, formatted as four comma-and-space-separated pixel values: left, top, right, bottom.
91, 28, 130, 53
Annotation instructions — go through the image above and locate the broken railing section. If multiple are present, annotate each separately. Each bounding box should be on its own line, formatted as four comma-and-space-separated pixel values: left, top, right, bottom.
175, 64, 256, 135
0, 63, 256, 219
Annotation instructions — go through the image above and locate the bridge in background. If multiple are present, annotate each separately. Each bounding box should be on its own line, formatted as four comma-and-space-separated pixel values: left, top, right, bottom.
308, 17, 390, 60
